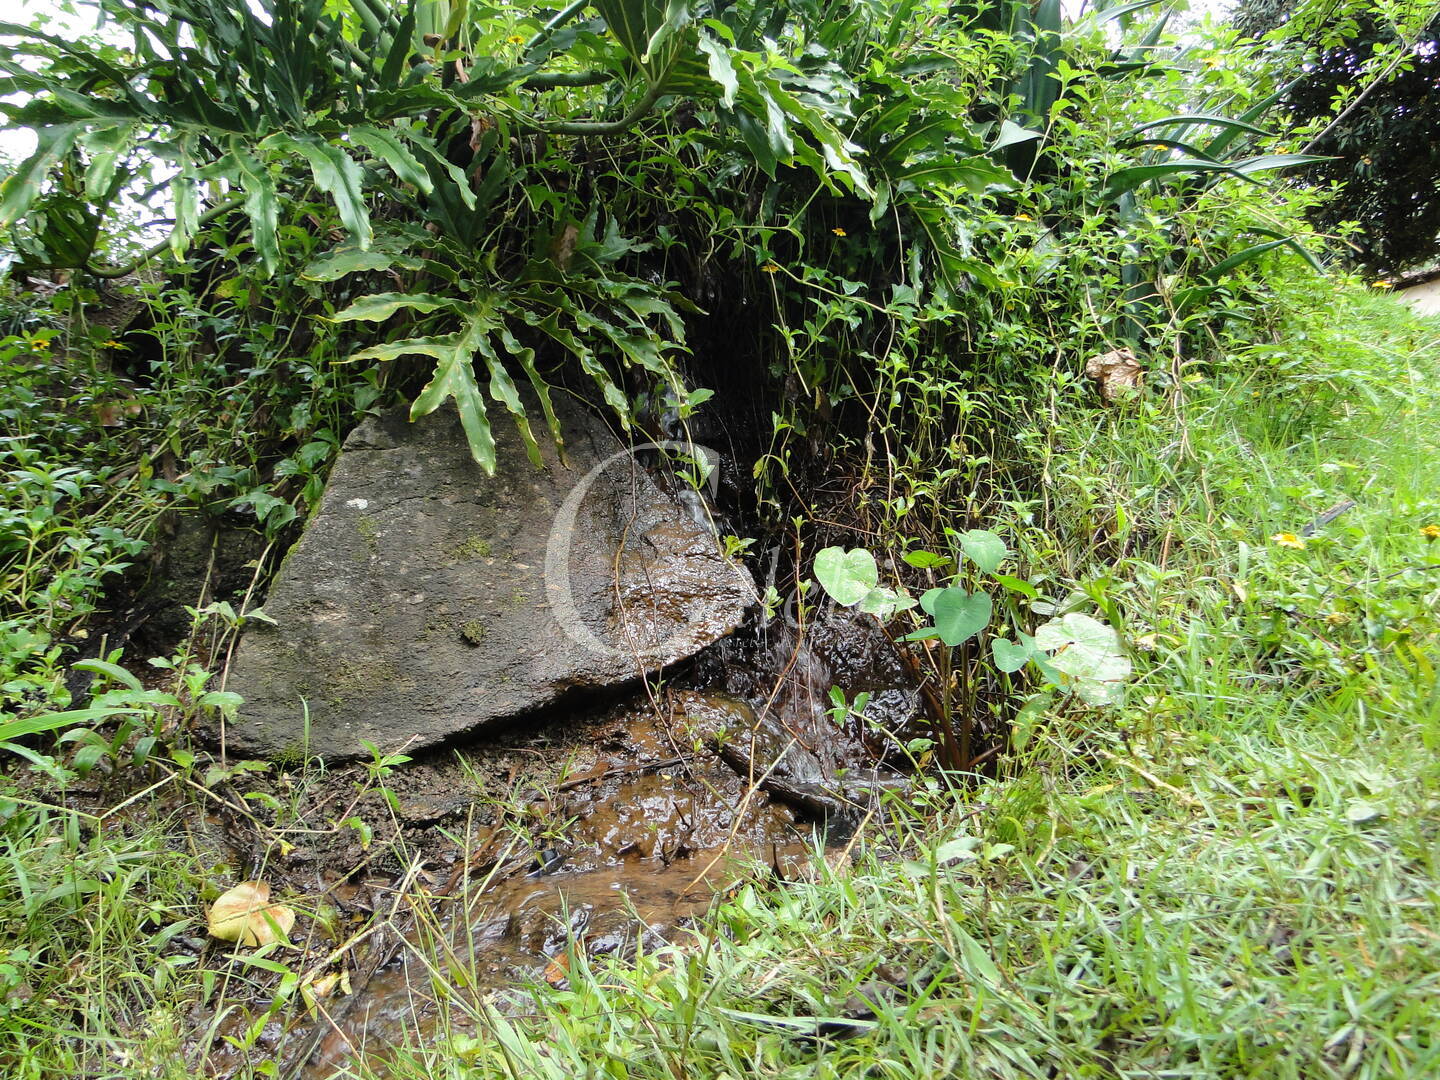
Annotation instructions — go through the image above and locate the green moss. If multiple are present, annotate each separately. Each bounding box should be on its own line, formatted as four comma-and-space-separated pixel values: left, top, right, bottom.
355, 514, 379, 552
325, 653, 406, 708
459, 620, 487, 646
448, 534, 493, 560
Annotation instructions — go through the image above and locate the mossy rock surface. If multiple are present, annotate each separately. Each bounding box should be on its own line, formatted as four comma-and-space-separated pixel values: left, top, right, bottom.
224, 400, 752, 761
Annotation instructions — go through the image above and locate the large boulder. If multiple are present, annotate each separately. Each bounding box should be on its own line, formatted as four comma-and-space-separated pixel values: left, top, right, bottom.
223, 400, 752, 762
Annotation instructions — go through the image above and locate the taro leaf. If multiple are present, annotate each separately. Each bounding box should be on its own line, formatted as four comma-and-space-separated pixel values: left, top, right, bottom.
857, 587, 917, 620
330, 292, 459, 322
957, 529, 1007, 575
991, 634, 1036, 673
1033, 613, 1131, 704
925, 586, 991, 647
814, 547, 879, 607
902, 549, 951, 570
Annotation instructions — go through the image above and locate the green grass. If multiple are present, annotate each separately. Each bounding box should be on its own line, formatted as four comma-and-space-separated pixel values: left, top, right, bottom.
365, 285, 1440, 1080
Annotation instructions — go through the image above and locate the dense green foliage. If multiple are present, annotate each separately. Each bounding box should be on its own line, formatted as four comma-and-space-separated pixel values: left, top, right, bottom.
1236, 0, 1440, 273
2, 0, 1328, 475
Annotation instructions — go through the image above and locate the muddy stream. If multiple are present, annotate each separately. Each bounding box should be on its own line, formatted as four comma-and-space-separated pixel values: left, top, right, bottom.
200, 613, 919, 1079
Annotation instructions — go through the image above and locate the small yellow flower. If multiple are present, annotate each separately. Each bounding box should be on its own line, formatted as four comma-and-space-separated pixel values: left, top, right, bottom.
1201, 56, 1221, 69
1014, 213, 1032, 221
30, 338, 50, 350
831, 227, 847, 236
760, 262, 780, 274
1373, 279, 1394, 289
507, 34, 525, 44
103, 339, 124, 349
1272, 532, 1306, 550
1421, 524, 1440, 541
1324, 612, 1350, 627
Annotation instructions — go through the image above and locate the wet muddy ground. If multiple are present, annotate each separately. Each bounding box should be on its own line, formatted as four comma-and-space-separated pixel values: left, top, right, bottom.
158, 610, 925, 1079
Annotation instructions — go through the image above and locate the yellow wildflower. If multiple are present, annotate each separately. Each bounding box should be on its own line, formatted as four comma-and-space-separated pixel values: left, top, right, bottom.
1014, 213, 1032, 221
831, 227, 847, 236
507, 34, 525, 44
1373, 279, 1394, 289
1421, 524, 1440, 541
1272, 532, 1306, 550
103, 339, 124, 349
760, 262, 780, 274
1324, 612, 1350, 627
30, 339, 50, 350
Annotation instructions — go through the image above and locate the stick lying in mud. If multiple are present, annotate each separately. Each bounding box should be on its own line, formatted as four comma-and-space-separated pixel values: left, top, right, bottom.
713, 741, 908, 822
715, 740, 852, 820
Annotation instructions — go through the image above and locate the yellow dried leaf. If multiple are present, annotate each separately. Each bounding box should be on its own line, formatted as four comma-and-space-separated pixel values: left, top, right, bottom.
300, 968, 351, 1013
207, 880, 296, 947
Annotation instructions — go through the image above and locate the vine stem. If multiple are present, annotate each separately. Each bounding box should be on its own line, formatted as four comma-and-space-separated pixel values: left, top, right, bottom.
84, 195, 247, 279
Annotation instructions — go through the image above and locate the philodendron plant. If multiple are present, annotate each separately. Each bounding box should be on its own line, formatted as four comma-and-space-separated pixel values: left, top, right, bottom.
814, 529, 1131, 769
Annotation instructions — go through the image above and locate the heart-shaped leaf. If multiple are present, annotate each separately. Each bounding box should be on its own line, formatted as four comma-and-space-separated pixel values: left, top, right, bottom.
814, 547, 879, 607
958, 529, 1008, 575
207, 880, 295, 947
857, 587, 917, 620
991, 633, 1036, 673
929, 587, 991, 647
1033, 613, 1131, 705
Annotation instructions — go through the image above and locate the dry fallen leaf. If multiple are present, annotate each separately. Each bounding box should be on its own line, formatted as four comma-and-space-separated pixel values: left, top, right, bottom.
207, 880, 296, 947
1084, 348, 1144, 403
300, 969, 352, 1014
543, 950, 571, 987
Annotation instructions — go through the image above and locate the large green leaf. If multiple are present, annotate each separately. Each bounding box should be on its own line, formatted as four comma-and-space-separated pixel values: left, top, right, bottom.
1122, 113, 1272, 142
330, 292, 460, 322
229, 146, 280, 275
355, 328, 497, 472
348, 125, 433, 193
814, 547, 880, 607
265, 133, 372, 247
0, 122, 83, 227
921, 586, 991, 647
592, 0, 691, 83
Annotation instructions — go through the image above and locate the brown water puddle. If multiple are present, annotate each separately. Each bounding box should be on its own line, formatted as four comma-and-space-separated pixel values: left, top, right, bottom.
305, 842, 804, 1075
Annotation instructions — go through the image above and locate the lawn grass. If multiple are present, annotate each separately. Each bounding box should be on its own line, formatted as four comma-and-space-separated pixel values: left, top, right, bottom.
368, 284, 1440, 1080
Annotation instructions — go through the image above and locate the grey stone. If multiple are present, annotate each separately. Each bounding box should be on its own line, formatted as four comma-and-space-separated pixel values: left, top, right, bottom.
223, 400, 752, 762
